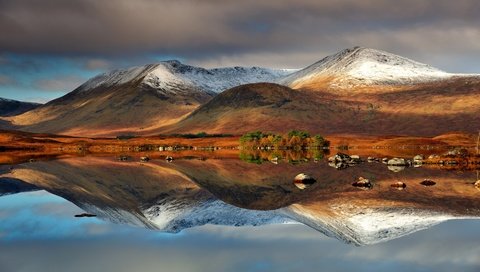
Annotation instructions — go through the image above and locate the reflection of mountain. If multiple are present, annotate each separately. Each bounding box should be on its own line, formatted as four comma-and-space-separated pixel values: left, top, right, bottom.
1, 156, 479, 245
0, 177, 40, 196
0, 98, 41, 117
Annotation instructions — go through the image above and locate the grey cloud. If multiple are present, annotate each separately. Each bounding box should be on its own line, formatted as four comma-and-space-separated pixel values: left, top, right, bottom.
0, 0, 479, 55
35, 75, 86, 92
83, 59, 111, 70
0, 0, 479, 73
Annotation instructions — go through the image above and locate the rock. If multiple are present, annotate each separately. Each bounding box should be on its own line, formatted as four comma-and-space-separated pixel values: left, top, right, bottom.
350, 155, 361, 162
270, 157, 279, 164
367, 156, 379, 162
140, 156, 150, 162
428, 154, 439, 159
332, 153, 351, 162
328, 153, 361, 165
352, 177, 372, 190
293, 173, 317, 190
328, 161, 349, 170
388, 165, 405, 172
413, 155, 424, 165
474, 180, 480, 190
387, 158, 407, 166
74, 213, 97, 218
391, 182, 407, 190
420, 179, 436, 186
117, 155, 131, 161
382, 157, 389, 164
166, 156, 174, 162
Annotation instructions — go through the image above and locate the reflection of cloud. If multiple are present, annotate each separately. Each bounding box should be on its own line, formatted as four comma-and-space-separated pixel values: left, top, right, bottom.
33, 202, 84, 218
188, 223, 330, 241
0, 74, 15, 85
0, 221, 479, 272
0, 210, 9, 219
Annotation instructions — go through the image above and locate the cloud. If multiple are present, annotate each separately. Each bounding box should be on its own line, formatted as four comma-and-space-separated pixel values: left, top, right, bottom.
83, 59, 111, 70
0, 74, 15, 85
0, 0, 479, 59
34, 75, 86, 92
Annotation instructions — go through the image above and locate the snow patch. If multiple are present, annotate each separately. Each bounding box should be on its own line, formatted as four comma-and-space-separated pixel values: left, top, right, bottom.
143, 198, 290, 233
75, 61, 293, 94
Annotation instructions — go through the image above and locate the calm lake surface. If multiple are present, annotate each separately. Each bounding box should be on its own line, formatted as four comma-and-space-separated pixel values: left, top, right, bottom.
0, 153, 479, 272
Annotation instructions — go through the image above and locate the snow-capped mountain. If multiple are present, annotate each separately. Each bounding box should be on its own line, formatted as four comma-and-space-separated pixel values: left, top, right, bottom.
3, 46, 480, 137
77, 60, 292, 94
6, 61, 292, 136
279, 46, 466, 90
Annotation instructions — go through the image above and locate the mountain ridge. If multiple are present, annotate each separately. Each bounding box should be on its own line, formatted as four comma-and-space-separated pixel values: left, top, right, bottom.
2, 47, 479, 136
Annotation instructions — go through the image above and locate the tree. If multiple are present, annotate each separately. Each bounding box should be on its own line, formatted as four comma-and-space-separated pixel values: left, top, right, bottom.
288, 130, 310, 139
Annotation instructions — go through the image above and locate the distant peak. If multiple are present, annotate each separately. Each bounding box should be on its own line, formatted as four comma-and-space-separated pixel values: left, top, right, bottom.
163, 60, 183, 65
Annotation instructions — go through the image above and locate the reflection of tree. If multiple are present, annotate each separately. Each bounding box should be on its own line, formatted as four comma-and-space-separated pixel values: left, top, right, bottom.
240, 130, 330, 150
239, 149, 330, 164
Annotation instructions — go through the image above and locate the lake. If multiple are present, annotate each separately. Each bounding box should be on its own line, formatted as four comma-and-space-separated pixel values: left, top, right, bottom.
0, 152, 479, 272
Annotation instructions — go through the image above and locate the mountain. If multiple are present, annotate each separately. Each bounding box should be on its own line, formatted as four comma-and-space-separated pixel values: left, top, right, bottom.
6, 61, 291, 137
169, 47, 480, 135
0, 98, 40, 117
279, 46, 466, 93
3, 47, 480, 136
165, 82, 346, 134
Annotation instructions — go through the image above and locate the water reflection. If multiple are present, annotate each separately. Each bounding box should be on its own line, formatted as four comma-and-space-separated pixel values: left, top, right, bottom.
0, 153, 479, 246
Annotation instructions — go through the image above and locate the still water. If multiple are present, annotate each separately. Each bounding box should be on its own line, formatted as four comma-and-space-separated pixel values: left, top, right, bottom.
0, 153, 479, 272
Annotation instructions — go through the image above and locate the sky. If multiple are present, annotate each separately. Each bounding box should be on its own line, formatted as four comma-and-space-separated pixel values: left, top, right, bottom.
0, 0, 479, 102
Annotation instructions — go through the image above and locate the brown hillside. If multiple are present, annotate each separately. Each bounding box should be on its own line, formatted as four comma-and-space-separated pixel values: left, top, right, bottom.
163, 81, 480, 136
7, 80, 213, 137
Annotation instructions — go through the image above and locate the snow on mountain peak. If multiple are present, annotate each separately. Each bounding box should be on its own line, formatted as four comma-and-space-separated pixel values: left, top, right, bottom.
75, 61, 293, 94
280, 46, 452, 88
142, 61, 293, 93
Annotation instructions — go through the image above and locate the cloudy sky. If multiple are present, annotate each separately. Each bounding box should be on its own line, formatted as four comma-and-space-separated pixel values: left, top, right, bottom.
0, 0, 479, 102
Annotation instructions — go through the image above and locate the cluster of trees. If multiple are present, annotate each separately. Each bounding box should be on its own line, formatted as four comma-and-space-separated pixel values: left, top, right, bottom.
240, 130, 329, 150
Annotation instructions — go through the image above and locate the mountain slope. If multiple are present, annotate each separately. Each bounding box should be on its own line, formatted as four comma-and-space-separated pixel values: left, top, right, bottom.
164, 79, 480, 136
7, 61, 291, 137
0, 98, 40, 117
165, 82, 347, 134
